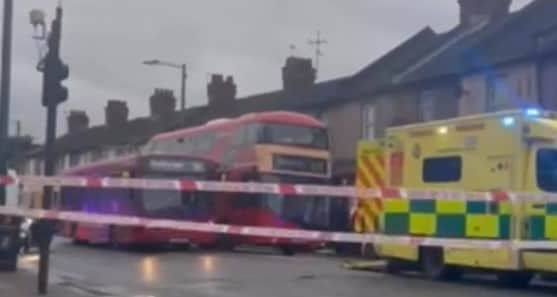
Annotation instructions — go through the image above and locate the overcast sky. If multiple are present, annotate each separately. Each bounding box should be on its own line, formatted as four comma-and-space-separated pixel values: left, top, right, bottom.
5, 0, 532, 139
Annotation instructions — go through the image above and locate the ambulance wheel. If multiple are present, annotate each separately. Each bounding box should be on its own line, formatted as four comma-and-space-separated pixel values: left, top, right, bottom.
496, 271, 533, 288
361, 243, 377, 259
385, 259, 403, 274
420, 247, 461, 281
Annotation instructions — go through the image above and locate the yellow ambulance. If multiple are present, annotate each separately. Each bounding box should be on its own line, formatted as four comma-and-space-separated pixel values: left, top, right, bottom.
353, 109, 557, 286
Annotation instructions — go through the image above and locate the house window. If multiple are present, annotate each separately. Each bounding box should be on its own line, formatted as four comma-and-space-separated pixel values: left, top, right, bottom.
115, 147, 127, 156
318, 112, 329, 125
526, 76, 533, 99
69, 152, 80, 167
362, 104, 375, 140
33, 159, 42, 175
419, 91, 436, 121
487, 74, 510, 111
91, 149, 104, 162
56, 157, 66, 172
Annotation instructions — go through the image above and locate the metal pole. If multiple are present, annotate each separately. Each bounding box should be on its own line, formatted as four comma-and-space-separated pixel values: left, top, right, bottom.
37, 6, 63, 295
42, 104, 57, 209
0, 0, 13, 206
37, 244, 50, 294
180, 64, 186, 111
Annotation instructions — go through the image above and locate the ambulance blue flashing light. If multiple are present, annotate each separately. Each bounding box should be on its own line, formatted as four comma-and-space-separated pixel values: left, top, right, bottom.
525, 108, 541, 117
502, 116, 515, 127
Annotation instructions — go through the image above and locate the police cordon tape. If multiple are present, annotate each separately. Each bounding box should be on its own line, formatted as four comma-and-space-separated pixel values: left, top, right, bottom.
1, 175, 557, 250
0, 205, 554, 250
3, 174, 557, 202
0, 205, 519, 249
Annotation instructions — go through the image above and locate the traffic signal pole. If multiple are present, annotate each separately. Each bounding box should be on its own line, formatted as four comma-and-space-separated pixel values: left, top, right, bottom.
0, 0, 13, 206
35, 5, 68, 295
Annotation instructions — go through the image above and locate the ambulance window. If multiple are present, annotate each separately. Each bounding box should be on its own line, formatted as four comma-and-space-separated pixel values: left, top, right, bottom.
536, 149, 557, 192
423, 156, 462, 183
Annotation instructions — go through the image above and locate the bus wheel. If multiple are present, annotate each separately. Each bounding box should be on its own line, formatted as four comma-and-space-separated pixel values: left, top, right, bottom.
0, 259, 17, 272
496, 271, 533, 288
280, 246, 296, 256
70, 224, 87, 246
108, 226, 121, 249
72, 238, 88, 246
420, 247, 461, 281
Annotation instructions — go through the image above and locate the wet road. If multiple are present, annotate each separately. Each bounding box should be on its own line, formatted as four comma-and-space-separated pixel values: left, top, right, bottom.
20, 239, 557, 297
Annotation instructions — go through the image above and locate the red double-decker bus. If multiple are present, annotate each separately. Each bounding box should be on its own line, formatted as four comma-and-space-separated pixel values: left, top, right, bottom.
145, 111, 332, 254
56, 153, 219, 247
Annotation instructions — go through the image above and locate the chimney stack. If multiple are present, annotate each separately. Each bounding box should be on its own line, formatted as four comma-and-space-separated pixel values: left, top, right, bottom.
105, 100, 129, 127
282, 56, 316, 93
458, 0, 511, 27
67, 110, 89, 133
207, 74, 237, 107
149, 88, 176, 118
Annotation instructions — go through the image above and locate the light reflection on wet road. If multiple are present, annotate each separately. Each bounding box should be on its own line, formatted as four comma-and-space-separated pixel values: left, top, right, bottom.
35, 239, 556, 297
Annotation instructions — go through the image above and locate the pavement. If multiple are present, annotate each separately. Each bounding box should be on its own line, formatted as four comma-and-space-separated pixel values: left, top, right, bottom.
0, 268, 87, 297
2, 238, 557, 297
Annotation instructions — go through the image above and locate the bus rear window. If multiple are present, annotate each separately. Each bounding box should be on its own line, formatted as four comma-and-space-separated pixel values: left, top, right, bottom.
536, 149, 557, 192
422, 156, 462, 183
260, 124, 328, 149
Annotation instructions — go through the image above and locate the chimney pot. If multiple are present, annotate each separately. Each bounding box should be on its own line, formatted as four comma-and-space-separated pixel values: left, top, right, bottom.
207, 74, 237, 107
458, 0, 511, 27
105, 100, 129, 127
149, 88, 176, 118
282, 56, 316, 93
67, 110, 89, 133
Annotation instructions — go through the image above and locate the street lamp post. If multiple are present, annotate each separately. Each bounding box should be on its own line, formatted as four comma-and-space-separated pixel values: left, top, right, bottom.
0, 0, 14, 206
143, 59, 187, 111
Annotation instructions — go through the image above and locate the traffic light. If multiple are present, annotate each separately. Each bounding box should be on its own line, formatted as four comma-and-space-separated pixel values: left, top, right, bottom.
41, 6, 69, 107
42, 57, 69, 107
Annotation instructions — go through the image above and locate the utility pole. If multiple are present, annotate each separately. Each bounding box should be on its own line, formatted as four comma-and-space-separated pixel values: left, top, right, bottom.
0, 0, 13, 206
143, 60, 187, 111
180, 64, 186, 111
308, 30, 327, 78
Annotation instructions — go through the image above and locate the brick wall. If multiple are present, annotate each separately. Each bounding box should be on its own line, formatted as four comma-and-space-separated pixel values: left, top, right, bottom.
322, 102, 363, 160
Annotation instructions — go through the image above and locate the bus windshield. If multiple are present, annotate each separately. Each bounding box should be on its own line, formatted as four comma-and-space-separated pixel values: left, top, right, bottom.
141, 172, 215, 220
260, 124, 328, 150
259, 175, 330, 230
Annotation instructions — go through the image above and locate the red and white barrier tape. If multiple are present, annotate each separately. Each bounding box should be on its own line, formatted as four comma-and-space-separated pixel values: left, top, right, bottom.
3, 175, 554, 202
1, 175, 557, 251
0, 206, 535, 250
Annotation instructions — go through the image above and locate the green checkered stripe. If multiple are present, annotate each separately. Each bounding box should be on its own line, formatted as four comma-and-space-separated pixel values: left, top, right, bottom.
525, 202, 557, 240
382, 199, 512, 239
